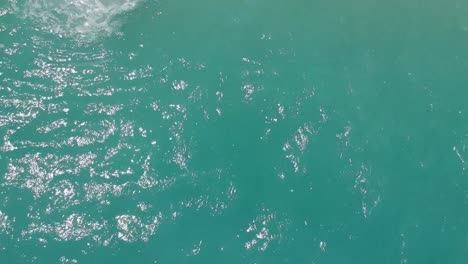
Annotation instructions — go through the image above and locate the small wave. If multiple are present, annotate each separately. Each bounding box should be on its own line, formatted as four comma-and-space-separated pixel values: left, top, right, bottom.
13, 0, 140, 40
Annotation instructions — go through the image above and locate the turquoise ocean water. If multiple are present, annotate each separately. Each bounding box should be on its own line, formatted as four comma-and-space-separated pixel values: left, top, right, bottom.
1, 0, 468, 263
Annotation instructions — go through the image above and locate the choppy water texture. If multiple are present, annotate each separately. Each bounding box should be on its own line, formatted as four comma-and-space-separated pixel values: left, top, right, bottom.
1, 0, 468, 263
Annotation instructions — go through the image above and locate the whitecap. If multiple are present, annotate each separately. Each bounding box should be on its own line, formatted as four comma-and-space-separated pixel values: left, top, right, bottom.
13, 0, 140, 40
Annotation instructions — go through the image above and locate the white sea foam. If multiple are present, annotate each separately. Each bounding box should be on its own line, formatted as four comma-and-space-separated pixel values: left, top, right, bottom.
14, 0, 140, 39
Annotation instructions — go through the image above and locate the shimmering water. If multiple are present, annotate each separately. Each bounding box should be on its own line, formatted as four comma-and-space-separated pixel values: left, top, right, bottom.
1, 0, 468, 263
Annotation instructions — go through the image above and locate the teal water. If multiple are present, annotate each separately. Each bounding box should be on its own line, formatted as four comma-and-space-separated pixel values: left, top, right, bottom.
1, 0, 468, 263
